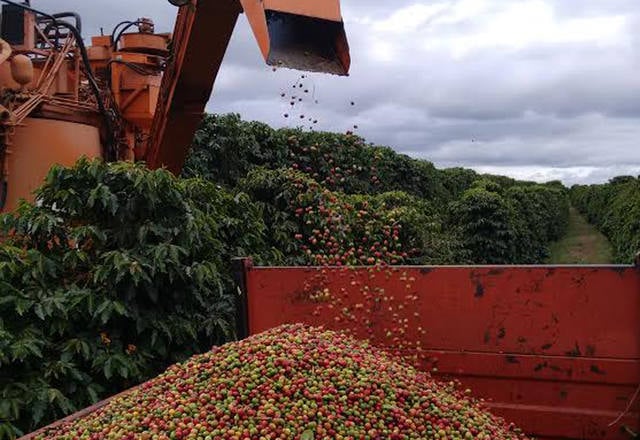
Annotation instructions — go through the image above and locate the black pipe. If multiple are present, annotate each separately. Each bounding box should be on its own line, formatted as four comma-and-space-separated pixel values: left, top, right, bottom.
44, 21, 117, 159
112, 21, 145, 50
39, 12, 82, 35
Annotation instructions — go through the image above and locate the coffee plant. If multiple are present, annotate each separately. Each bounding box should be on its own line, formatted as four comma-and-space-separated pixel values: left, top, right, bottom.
186, 114, 569, 265
0, 159, 267, 437
238, 167, 460, 266
449, 180, 569, 264
571, 176, 640, 262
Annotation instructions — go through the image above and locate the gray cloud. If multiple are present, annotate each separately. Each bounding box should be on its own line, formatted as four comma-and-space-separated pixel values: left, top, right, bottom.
32, 0, 640, 184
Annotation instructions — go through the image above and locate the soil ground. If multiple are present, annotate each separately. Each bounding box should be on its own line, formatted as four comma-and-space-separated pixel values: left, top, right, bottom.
547, 207, 613, 264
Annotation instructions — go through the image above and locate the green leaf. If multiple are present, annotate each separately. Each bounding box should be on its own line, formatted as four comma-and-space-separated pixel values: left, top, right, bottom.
33, 303, 45, 320
86, 384, 100, 404
103, 358, 112, 380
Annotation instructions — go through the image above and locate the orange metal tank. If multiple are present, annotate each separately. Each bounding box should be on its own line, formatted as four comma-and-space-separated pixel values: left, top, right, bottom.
3, 118, 101, 212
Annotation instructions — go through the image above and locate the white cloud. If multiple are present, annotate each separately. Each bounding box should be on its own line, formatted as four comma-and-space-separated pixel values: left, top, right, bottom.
372, 3, 450, 32
471, 165, 640, 185
369, 0, 628, 59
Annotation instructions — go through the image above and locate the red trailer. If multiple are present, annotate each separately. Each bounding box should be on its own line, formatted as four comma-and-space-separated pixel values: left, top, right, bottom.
234, 259, 640, 440
21, 260, 640, 440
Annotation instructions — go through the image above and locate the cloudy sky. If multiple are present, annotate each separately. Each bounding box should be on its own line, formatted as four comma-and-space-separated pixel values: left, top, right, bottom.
46, 0, 640, 184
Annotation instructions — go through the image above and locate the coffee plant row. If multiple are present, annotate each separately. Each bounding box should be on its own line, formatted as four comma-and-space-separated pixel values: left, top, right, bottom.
571, 176, 640, 263
186, 113, 569, 265
0, 160, 268, 438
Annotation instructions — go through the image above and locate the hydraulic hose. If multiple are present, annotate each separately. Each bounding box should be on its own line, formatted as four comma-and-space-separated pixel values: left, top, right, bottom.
112, 21, 146, 50
44, 20, 117, 159
39, 12, 83, 36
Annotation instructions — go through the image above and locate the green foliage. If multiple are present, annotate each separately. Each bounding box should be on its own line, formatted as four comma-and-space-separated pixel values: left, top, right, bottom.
450, 181, 569, 264
449, 185, 517, 264
0, 159, 267, 437
183, 114, 448, 202
238, 168, 457, 266
186, 113, 569, 266
571, 177, 640, 262
183, 114, 289, 185
506, 185, 569, 262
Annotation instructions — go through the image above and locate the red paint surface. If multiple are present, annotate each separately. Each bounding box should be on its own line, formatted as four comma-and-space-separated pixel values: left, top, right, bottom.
245, 264, 640, 440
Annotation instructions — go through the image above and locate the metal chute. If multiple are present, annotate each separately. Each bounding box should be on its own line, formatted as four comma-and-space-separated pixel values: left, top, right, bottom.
240, 0, 350, 75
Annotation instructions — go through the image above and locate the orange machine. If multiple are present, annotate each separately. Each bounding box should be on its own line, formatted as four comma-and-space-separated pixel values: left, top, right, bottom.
0, 0, 350, 212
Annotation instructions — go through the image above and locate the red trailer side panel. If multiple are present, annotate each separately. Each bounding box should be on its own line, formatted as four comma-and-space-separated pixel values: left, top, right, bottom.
243, 263, 640, 440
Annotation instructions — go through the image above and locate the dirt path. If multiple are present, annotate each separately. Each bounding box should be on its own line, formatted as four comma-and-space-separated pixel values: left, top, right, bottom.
547, 207, 613, 264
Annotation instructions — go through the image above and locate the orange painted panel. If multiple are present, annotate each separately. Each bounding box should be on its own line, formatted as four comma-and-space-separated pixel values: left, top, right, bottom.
3, 118, 101, 212
264, 0, 342, 21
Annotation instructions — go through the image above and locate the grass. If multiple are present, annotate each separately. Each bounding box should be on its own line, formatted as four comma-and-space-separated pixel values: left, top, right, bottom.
547, 207, 613, 264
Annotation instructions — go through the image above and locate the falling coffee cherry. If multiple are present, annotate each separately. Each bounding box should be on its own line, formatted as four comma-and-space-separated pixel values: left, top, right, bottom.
354, 125, 359, 129
300, 114, 305, 119
280, 93, 285, 97
351, 101, 355, 106
284, 113, 289, 118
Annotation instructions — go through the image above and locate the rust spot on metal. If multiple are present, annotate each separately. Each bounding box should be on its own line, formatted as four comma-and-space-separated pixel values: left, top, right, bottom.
541, 343, 553, 350
497, 327, 506, 339
505, 355, 520, 364
585, 345, 596, 356
549, 364, 563, 372
420, 267, 432, 275
533, 279, 543, 292
551, 313, 559, 324
566, 342, 582, 357
484, 329, 491, 344
560, 390, 568, 399
469, 271, 485, 298
517, 336, 527, 344
488, 268, 503, 275
475, 282, 485, 298
572, 274, 586, 287
545, 268, 556, 277
590, 364, 606, 375
534, 362, 547, 372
